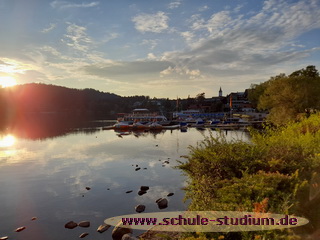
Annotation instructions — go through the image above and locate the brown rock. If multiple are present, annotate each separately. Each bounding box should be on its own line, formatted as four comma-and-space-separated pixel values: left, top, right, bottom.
31, 217, 37, 221
97, 224, 111, 233
112, 222, 132, 240
78, 221, 90, 228
15, 226, 26, 232
122, 233, 138, 240
157, 198, 168, 209
79, 232, 89, 238
65, 221, 78, 229
140, 186, 149, 191
138, 190, 147, 196
135, 204, 146, 213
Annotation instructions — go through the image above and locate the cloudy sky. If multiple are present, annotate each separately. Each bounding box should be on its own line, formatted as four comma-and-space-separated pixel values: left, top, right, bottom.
0, 0, 319, 98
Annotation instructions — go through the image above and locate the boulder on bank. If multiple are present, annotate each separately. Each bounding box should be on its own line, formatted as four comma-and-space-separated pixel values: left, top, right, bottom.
112, 222, 133, 240
122, 233, 138, 240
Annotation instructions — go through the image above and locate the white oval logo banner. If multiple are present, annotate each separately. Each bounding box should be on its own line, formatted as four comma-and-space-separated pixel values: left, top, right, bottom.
104, 211, 309, 232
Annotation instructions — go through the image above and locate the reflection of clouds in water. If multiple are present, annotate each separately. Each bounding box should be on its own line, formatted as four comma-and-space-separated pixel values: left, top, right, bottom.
133, 185, 174, 204
54, 209, 104, 220
148, 161, 157, 168
134, 186, 169, 204
45, 187, 59, 197
141, 168, 160, 182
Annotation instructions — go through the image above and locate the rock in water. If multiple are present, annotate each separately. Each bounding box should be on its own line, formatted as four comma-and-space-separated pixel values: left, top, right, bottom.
140, 186, 149, 191
112, 222, 132, 240
65, 221, 78, 229
78, 221, 90, 228
31, 217, 37, 221
0, 236, 9, 240
157, 198, 168, 209
97, 224, 111, 233
15, 226, 26, 232
167, 193, 174, 197
126, 190, 133, 194
85, 187, 91, 190
79, 232, 89, 238
135, 167, 141, 171
138, 190, 147, 196
135, 204, 146, 213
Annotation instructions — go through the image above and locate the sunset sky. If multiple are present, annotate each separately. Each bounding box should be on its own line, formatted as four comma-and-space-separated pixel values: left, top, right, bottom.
0, 0, 319, 98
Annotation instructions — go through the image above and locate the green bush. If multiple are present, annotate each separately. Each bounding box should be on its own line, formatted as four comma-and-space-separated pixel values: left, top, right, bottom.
178, 114, 320, 240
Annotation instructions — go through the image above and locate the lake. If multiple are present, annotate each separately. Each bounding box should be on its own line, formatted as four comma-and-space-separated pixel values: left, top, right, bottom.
0, 117, 250, 240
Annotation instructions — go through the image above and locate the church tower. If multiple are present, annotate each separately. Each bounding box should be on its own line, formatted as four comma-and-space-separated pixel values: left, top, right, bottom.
219, 87, 222, 97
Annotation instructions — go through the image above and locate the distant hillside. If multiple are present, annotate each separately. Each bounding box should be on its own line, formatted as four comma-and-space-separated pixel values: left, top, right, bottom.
0, 83, 164, 128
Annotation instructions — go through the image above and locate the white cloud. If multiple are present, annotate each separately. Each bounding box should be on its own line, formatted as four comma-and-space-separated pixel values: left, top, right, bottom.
198, 5, 209, 12
168, 1, 181, 9
63, 23, 93, 52
50, 1, 99, 9
41, 23, 56, 33
206, 11, 232, 33
102, 32, 119, 43
176, 0, 320, 76
147, 53, 157, 60
141, 39, 159, 49
132, 11, 169, 33
160, 66, 202, 79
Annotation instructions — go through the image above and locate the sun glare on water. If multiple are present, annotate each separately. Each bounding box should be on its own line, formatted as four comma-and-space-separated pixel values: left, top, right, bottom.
0, 135, 16, 148
0, 76, 17, 88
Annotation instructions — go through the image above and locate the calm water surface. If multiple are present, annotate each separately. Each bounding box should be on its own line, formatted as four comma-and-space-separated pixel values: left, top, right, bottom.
0, 120, 250, 240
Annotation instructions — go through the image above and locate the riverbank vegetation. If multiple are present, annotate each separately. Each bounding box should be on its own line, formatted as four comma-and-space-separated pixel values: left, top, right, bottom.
178, 113, 320, 239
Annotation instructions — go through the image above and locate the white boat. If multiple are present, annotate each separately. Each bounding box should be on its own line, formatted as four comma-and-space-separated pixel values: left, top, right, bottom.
162, 124, 180, 129
118, 109, 167, 123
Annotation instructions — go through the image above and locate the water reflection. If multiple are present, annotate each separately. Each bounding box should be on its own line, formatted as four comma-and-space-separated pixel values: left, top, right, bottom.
0, 113, 110, 140
0, 117, 251, 240
0, 134, 15, 147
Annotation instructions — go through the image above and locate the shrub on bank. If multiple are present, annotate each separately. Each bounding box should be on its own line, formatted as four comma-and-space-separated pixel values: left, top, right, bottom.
178, 114, 320, 240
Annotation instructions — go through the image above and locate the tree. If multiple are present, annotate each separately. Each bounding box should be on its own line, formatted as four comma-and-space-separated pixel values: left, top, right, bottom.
195, 92, 205, 104
258, 66, 320, 125
247, 81, 270, 109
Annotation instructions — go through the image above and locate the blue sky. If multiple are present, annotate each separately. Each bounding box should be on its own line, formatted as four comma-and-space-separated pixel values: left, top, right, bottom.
0, 0, 319, 98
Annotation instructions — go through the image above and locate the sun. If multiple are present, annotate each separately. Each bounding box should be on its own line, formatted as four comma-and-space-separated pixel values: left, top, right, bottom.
0, 76, 17, 88
0, 135, 16, 148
